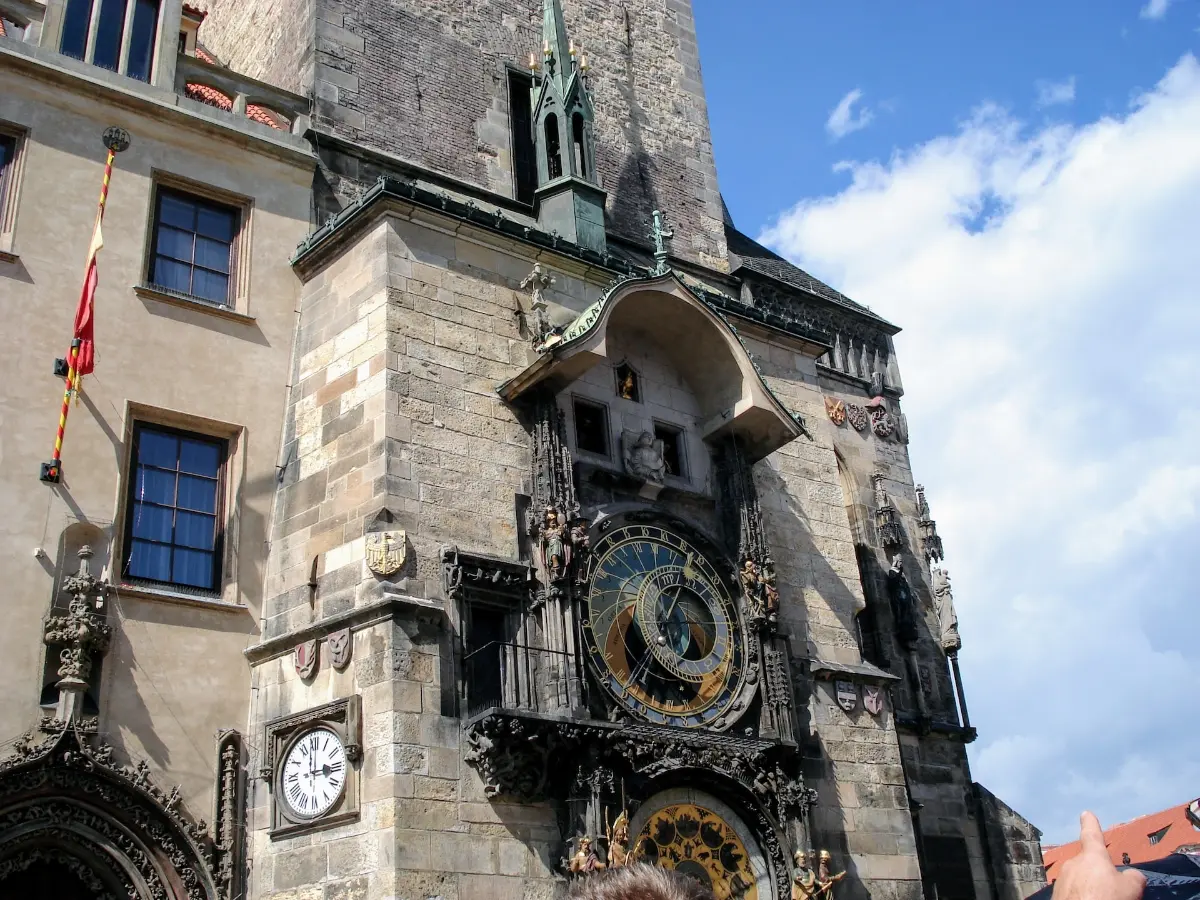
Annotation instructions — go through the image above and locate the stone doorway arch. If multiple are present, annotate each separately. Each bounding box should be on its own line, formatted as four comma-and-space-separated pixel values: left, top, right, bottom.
0, 727, 221, 900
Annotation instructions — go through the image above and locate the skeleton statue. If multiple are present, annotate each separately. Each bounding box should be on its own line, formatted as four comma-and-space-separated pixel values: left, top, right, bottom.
622, 430, 666, 483
932, 566, 962, 652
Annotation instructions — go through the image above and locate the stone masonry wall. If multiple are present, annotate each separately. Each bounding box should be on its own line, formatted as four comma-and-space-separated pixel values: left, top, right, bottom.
194, 0, 315, 96
200, 0, 728, 271
248, 211, 605, 900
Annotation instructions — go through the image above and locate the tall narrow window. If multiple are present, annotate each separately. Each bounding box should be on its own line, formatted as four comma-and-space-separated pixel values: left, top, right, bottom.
572, 113, 587, 179
508, 70, 536, 205
150, 188, 239, 305
544, 114, 562, 180
0, 134, 14, 215
654, 423, 685, 478
573, 398, 609, 457
126, 0, 160, 82
123, 424, 226, 593
92, 0, 129, 72
60, 0, 94, 59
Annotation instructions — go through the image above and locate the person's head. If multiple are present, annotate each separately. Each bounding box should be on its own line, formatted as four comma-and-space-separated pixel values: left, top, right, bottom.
568, 864, 717, 900
794, 850, 809, 868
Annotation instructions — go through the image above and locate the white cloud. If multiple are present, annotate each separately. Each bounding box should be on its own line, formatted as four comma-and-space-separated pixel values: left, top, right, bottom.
762, 55, 1200, 845
1036, 76, 1077, 108
826, 88, 874, 140
1141, 0, 1174, 19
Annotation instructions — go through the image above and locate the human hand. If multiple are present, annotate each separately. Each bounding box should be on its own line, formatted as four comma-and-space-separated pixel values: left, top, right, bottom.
1055, 812, 1146, 900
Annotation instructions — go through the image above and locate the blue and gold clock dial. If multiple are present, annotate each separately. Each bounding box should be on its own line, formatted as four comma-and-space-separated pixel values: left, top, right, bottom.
583, 523, 744, 729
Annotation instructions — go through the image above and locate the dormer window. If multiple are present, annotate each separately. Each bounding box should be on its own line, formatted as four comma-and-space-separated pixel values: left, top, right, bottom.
60, 0, 162, 82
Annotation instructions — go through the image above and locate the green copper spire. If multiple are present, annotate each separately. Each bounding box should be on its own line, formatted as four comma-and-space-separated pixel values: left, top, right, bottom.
542, 0, 575, 86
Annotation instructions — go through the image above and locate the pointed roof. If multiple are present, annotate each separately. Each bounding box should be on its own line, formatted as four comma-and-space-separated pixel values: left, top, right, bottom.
542, 0, 573, 86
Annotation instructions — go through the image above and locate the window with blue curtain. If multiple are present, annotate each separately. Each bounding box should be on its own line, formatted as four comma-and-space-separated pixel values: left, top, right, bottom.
123, 424, 225, 593
91, 0, 128, 72
150, 188, 238, 305
59, 0, 94, 59
0, 134, 14, 213
126, 0, 159, 81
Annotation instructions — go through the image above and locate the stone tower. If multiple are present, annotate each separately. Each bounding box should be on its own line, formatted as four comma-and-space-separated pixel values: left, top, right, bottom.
178, 2, 1045, 899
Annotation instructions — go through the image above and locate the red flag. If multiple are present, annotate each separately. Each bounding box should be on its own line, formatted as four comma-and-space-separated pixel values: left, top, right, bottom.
69, 214, 103, 380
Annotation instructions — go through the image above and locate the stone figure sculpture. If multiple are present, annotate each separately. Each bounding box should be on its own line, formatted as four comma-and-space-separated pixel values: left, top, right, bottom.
816, 850, 846, 899
541, 507, 568, 582
793, 850, 818, 900
622, 430, 666, 483
606, 809, 631, 867
932, 566, 962, 652
568, 836, 606, 876
886, 554, 920, 647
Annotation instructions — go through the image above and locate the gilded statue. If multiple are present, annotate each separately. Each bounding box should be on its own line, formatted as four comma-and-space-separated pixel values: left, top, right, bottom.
816, 850, 846, 900
606, 809, 631, 867
568, 836, 606, 876
793, 849, 818, 900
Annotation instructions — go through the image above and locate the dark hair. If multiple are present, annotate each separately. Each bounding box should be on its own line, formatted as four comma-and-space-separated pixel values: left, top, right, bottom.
567, 865, 717, 900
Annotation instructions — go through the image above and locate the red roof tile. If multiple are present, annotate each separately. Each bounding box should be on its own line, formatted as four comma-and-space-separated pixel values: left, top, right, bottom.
185, 48, 285, 130
1043, 800, 1200, 880
0, 17, 8, 37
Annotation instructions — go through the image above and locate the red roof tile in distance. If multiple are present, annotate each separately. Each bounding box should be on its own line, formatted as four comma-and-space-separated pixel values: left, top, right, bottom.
0, 17, 8, 37
185, 48, 284, 130
181, 3, 207, 21
1043, 800, 1200, 881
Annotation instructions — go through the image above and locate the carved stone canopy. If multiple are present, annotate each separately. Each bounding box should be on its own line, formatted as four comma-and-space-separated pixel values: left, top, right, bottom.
498, 273, 803, 462
0, 727, 221, 899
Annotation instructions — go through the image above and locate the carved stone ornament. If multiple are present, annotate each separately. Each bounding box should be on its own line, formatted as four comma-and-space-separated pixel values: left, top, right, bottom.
328, 628, 352, 671
364, 529, 406, 576
294, 639, 318, 679
521, 263, 556, 349
824, 397, 846, 426
42, 545, 111, 723
835, 681, 858, 712
441, 545, 534, 602
212, 730, 245, 899
871, 474, 904, 550
0, 726, 218, 900
863, 686, 884, 716
845, 403, 868, 432
869, 407, 895, 439
622, 429, 666, 484
932, 566, 962, 652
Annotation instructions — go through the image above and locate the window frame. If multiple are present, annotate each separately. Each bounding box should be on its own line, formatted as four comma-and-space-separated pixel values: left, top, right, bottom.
506, 66, 537, 206
58, 0, 163, 83
0, 123, 27, 261
141, 173, 253, 315
653, 420, 688, 481
571, 395, 611, 459
120, 420, 228, 596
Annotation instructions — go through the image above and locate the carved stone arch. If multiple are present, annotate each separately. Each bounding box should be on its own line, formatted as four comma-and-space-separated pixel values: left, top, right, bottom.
0, 729, 219, 900
500, 273, 804, 462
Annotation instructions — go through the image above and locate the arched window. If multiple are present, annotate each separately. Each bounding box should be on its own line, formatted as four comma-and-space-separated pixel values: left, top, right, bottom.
544, 114, 562, 180
572, 112, 588, 178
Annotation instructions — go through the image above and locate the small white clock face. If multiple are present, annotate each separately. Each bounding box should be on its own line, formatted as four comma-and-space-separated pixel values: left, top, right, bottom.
280, 727, 347, 819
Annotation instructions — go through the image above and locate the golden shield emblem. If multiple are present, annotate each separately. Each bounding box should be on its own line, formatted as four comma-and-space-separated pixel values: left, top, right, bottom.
365, 530, 406, 576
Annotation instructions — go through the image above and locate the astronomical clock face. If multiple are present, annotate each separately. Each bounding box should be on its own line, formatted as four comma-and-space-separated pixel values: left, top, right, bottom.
635, 803, 760, 900
583, 523, 745, 729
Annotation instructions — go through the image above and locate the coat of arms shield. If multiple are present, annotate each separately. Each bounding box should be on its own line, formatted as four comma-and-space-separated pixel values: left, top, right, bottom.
835, 680, 858, 712
329, 628, 352, 671
365, 530, 406, 576
295, 639, 318, 679
863, 685, 884, 716
825, 397, 847, 426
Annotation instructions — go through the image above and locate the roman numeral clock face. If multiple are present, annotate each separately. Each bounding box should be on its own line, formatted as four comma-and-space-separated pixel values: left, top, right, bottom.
583, 524, 746, 729
280, 728, 347, 820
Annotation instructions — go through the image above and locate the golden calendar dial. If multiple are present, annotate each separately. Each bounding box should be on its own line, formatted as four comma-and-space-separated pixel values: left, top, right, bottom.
582, 523, 745, 729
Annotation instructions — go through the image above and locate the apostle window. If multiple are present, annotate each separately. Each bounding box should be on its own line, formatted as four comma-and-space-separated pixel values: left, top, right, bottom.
60, 0, 162, 82
122, 423, 226, 594
149, 187, 239, 306
573, 398, 610, 457
614, 362, 640, 402
654, 422, 686, 478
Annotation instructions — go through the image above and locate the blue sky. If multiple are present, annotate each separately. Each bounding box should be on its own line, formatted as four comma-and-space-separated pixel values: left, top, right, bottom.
694, 1, 1200, 847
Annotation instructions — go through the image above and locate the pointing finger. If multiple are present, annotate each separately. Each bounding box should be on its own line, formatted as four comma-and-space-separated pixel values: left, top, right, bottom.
1080, 811, 1108, 856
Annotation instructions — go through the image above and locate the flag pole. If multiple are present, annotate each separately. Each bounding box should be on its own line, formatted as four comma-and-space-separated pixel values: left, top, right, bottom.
41, 126, 131, 485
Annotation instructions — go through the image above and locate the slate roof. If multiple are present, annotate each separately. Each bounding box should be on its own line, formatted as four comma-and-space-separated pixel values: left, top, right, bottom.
725, 223, 877, 317
1043, 800, 1200, 880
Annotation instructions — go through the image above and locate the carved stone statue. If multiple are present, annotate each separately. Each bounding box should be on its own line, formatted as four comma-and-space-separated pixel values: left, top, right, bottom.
816, 850, 846, 899
521, 263, 555, 347
793, 850, 818, 900
932, 566, 962, 652
622, 430, 666, 483
740, 556, 780, 625
541, 507, 569, 583
568, 836, 606, 876
886, 554, 920, 648
606, 809, 631, 867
